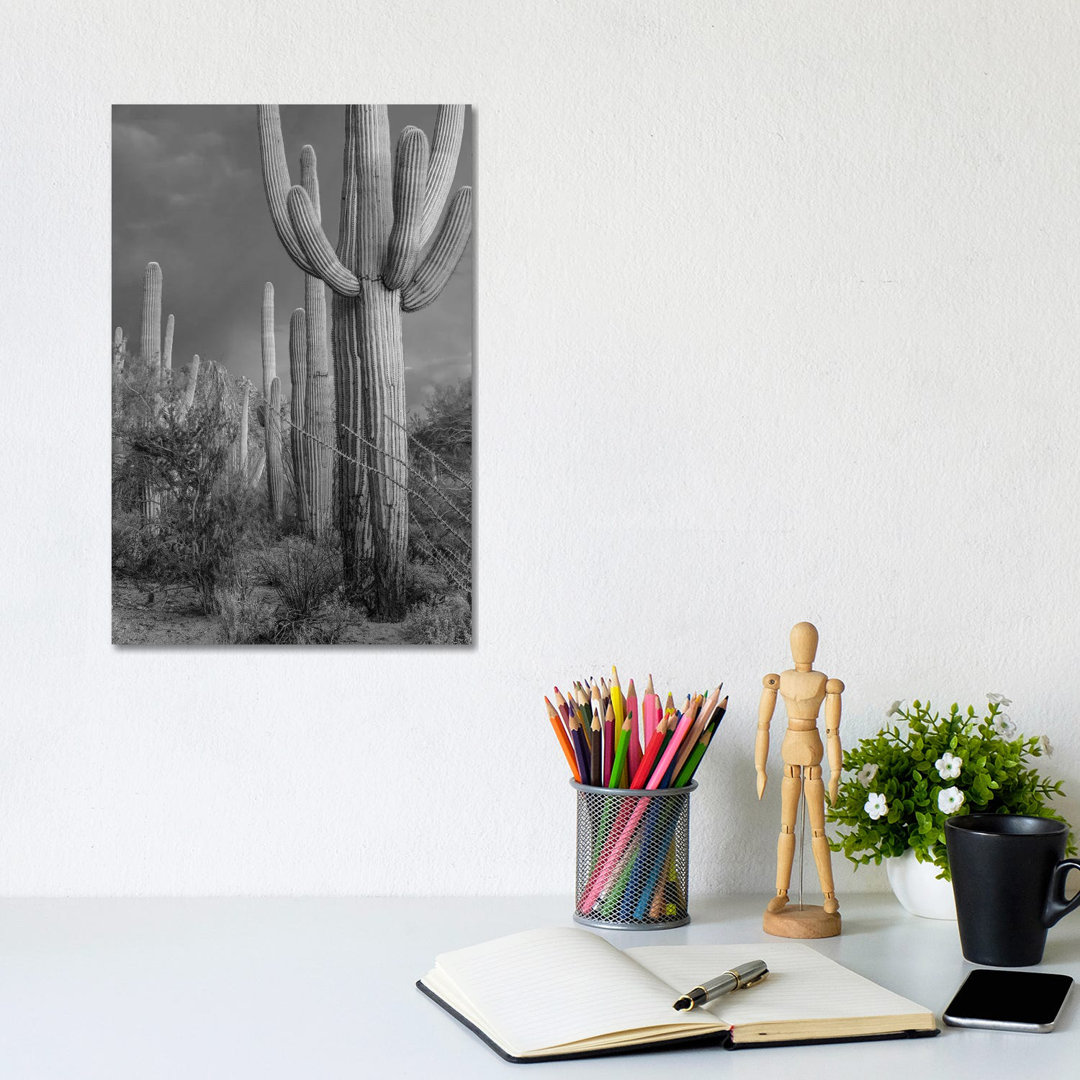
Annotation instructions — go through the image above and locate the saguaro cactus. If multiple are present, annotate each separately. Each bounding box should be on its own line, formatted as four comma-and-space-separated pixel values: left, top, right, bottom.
162, 313, 175, 381
181, 354, 201, 414
299, 144, 334, 542
257, 104, 472, 616
289, 307, 309, 531
261, 282, 276, 404
140, 261, 163, 379
238, 383, 250, 481
266, 377, 284, 523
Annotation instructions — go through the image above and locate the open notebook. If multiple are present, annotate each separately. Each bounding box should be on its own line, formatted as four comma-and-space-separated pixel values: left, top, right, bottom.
418, 927, 938, 1062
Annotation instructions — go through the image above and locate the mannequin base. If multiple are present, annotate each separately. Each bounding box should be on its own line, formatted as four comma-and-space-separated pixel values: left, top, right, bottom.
763, 903, 842, 939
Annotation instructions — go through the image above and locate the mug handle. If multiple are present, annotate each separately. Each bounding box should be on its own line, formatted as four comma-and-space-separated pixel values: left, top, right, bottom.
1043, 859, 1080, 928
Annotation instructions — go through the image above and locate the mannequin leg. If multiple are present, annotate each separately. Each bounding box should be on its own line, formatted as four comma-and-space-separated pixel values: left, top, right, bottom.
767, 764, 802, 913
805, 766, 839, 914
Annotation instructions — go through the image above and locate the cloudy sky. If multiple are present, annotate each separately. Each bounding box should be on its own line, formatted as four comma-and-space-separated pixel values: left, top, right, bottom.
112, 105, 473, 412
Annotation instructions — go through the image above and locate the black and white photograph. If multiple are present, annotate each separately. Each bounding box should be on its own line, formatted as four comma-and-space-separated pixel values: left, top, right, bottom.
112, 105, 473, 644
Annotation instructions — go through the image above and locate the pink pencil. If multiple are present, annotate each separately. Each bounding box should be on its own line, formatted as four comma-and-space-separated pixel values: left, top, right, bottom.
626, 680, 641, 782
579, 709, 698, 911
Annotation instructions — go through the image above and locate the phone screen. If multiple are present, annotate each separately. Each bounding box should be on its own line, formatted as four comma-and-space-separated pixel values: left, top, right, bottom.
944, 970, 1073, 1032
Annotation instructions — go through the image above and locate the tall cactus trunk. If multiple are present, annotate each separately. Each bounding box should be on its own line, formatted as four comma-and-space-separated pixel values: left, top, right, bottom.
140, 262, 163, 381
266, 378, 284, 522
289, 308, 309, 533
238, 384, 249, 481
344, 279, 408, 612
261, 282, 276, 405
300, 144, 335, 542
335, 106, 407, 613
138, 262, 163, 527
261, 283, 279, 518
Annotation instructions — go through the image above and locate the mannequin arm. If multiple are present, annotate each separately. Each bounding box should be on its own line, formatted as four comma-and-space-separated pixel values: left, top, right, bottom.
756, 674, 779, 799
824, 677, 844, 804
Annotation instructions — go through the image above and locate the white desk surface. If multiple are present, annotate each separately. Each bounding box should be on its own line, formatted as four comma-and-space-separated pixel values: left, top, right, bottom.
0, 893, 1076, 1078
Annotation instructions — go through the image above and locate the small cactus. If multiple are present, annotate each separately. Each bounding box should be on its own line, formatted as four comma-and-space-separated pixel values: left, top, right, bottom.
182, 354, 201, 411
113, 326, 127, 375
162, 313, 175, 381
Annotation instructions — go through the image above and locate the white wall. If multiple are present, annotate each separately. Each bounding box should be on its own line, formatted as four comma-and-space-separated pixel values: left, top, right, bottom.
3, 1, 1080, 898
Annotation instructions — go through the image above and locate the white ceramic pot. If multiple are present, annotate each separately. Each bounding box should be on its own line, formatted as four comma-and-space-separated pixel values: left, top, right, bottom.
885, 849, 957, 920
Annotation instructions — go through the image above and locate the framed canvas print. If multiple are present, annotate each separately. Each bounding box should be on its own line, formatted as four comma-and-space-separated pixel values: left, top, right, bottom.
112, 105, 473, 645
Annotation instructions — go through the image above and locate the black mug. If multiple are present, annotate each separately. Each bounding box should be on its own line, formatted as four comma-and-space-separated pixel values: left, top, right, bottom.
945, 814, 1080, 966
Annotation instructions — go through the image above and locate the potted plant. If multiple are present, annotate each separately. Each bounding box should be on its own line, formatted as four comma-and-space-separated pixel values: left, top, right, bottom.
826, 695, 1072, 919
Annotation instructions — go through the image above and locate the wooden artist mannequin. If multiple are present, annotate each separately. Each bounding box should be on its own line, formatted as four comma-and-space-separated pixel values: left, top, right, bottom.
755, 621, 844, 938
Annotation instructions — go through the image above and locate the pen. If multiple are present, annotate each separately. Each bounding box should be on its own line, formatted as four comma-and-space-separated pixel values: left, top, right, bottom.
672, 960, 769, 1011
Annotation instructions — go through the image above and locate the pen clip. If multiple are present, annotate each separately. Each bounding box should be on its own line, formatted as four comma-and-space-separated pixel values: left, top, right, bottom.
740, 968, 769, 989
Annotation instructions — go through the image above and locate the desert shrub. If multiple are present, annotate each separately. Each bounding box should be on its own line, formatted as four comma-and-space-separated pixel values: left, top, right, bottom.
116, 376, 243, 611
402, 593, 472, 645
406, 559, 450, 606
112, 509, 166, 578
249, 538, 356, 642
269, 595, 355, 644
215, 567, 276, 644
259, 537, 342, 619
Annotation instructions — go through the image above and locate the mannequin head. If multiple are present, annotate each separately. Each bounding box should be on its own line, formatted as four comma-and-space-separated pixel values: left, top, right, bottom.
790, 621, 819, 670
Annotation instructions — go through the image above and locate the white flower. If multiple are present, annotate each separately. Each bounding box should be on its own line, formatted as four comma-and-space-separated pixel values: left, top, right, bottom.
987, 692, 1013, 707
885, 700, 904, 718
992, 713, 1017, 738
864, 793, 889, 820
938, 786, 965, 814
935, 752, 962, 780
1041, 734, 1054, 757
857, 763, 879, 785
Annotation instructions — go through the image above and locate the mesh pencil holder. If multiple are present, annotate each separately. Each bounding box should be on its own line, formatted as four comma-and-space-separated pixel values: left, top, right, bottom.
571, 781, 697, 930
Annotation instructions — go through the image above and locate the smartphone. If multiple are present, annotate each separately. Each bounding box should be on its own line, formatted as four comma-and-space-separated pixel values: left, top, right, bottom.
943, 969, 1074, 1033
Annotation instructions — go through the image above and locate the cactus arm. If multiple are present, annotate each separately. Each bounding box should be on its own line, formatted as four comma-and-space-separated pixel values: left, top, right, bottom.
420, 105, 465, 247
383, 126, 429, 290
261, 282, 276, 405
257, 105, 316, 276
286, 186, 361, 296
401, 186, 473, 312
300, 144, 321, 220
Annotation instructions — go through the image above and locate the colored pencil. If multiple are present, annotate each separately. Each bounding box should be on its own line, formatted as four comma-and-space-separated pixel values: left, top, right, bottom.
602, 702, 615, 785
625, 679, 641, 782
545, 696, 580, 782
589, 710, 603, 786
608, 704, 634, 789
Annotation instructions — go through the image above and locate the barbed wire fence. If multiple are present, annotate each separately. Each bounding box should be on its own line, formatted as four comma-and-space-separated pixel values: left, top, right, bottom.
281, 415, 472, 596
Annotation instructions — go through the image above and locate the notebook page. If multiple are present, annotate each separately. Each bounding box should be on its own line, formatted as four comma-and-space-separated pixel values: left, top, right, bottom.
430, 927, 717, 1054
626, 942, 931, 1025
